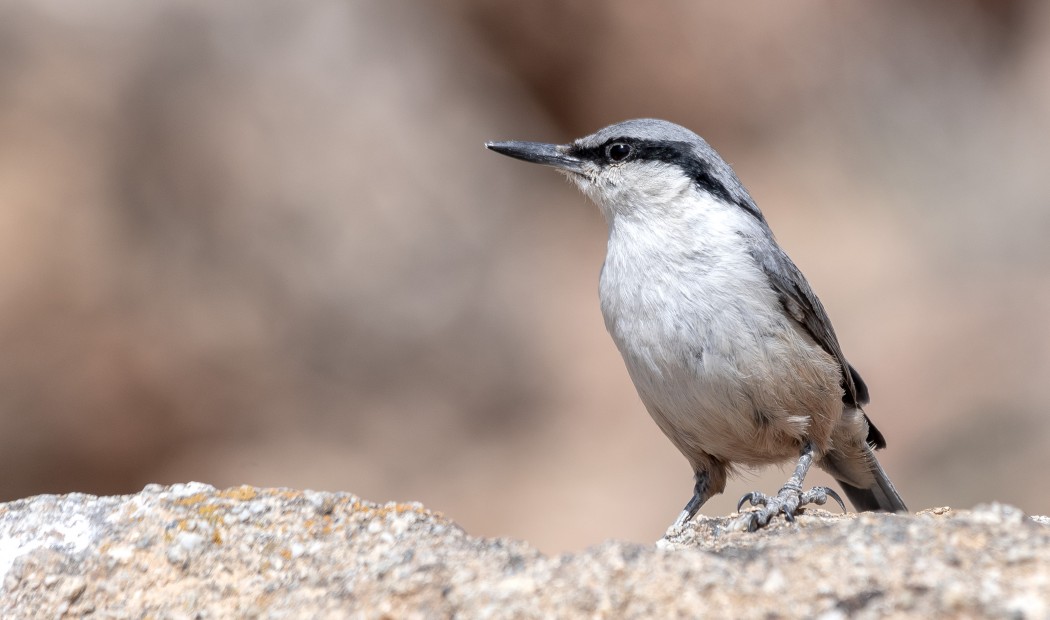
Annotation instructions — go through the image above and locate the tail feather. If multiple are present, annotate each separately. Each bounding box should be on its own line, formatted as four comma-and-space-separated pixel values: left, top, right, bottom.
825, 448, 907, 513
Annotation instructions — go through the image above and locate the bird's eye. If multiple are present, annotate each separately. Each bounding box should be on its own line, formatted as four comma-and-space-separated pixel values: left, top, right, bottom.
607, 142, 632, 162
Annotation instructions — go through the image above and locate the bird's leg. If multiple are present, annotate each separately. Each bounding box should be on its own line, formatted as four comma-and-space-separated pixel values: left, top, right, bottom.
736, 440, 846, 531
670, 470, 711, 530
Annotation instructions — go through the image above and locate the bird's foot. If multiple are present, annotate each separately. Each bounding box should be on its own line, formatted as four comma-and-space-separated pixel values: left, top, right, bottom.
735, 484, 845, 532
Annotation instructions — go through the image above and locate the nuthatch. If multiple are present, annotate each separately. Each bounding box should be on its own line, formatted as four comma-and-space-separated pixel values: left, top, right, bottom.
487, 119, 906, 530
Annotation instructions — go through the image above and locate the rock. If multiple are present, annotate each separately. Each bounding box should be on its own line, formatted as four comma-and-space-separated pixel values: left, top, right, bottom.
1, 483, 1048, 618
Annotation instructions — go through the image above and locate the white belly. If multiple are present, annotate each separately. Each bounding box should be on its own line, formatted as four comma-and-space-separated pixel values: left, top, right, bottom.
599, 213, 842, 469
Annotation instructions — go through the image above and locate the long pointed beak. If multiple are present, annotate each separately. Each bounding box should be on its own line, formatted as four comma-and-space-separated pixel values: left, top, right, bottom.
485, 141, 585, 174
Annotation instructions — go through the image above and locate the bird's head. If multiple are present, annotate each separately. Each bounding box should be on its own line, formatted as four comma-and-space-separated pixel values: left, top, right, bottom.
486, 118, 762, 224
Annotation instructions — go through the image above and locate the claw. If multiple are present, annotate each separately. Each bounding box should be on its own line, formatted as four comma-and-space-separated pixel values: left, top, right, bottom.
735, 483, 847, 531
825, 488, 846, 512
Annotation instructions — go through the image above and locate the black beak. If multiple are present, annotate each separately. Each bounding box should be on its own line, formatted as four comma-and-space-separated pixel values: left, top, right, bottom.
485, 141, 585, 174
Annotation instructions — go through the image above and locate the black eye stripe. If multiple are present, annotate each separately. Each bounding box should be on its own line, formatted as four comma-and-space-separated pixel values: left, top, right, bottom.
567, 138, 766, 223
571, 138, 696, 165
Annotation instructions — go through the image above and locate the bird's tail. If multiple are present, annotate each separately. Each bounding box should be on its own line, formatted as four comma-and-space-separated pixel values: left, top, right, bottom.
824, 447, 907, 513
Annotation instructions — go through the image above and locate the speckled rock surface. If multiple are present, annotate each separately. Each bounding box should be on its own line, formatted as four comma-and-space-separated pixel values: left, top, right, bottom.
1, 484, 1048, 618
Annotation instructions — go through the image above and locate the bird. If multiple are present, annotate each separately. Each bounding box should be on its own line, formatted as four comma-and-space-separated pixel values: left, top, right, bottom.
486, 118, 906, 531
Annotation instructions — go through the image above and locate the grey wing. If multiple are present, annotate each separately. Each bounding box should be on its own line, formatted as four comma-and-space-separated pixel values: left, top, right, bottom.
749, 240, 872, 399
750, 242, 887, 449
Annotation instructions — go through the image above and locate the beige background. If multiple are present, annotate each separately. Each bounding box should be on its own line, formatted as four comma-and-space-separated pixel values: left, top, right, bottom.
1, 0, 1049, 553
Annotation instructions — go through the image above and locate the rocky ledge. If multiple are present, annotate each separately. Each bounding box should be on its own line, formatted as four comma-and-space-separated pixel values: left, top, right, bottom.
1, 483, 1047, 618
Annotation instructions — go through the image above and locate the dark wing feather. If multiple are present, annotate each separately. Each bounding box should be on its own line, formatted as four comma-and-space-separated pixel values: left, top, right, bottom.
749, 243, 857, 402
748, 240, 887, 449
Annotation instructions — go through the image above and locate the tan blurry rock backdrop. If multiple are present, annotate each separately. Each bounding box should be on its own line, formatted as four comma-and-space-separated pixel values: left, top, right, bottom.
1, 0, 1049, 553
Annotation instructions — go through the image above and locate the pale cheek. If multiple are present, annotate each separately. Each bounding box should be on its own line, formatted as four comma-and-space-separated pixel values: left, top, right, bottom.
574, 178, 602, 205
633, 170, 689, 204
616, 169, 682, 205
574, 167, 689, 218
575, 175, 616, 203
597, 171, 634, 209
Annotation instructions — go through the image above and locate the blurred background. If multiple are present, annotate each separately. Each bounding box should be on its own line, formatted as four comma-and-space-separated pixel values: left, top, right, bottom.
2, 0, 1049, 553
